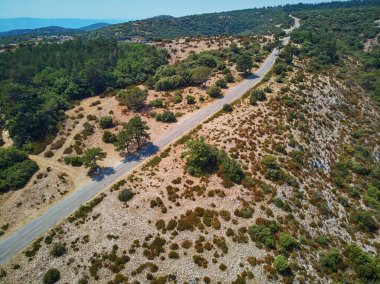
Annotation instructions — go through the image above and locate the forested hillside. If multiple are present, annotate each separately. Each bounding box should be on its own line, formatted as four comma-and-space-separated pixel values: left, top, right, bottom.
86, 0, 380, 41
0, 40, 169, 150
85, 8, 293, 41
289, 2, 380, 103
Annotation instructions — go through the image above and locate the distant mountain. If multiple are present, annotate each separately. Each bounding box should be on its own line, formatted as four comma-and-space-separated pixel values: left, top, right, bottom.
0, 18, 124, 32
0, 23, 111, 38
78, 23, 111, 31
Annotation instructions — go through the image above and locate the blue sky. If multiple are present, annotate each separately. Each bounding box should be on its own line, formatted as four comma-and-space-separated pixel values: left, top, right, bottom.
0, 0, 342, 20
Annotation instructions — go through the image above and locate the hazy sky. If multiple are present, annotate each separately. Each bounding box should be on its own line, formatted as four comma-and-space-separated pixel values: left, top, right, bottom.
0, 0, 342, 20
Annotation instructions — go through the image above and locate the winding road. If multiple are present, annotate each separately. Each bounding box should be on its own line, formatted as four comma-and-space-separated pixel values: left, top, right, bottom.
0, 17, 300, 265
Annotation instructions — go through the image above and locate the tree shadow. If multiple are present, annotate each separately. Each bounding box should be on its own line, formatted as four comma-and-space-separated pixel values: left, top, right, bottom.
122, 142, 160, 164
246, 73, 259, 80
91, 166, 116, 181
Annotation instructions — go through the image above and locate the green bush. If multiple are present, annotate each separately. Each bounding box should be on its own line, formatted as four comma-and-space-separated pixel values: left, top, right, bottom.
155, 75, 185, 91
102, 131, 117, 144
43, 268, 60, 284
118, 188, 134, 202
249, 89, 267, 105
99, 116, 114, 129
351, 209, 378, 233
274, 255, 289, 273
186, 95, 196, 105
50, 243, 66, 257
222, 104, 233, 112
155, 111, 177, 123
224, 73, 235, 83
0, 147, 39, 192
217, 151, 244, 183
279, 233, 297, 251
248, 220, 280, 249
149, 99, 164, 108
346, 243, 380, 281
191, 67, 211, 84
184, 138, 217, 176
63, 156, 83, 167
320, 248, 342, 272
215, 78, 228, 88
207, 86, 222, 98
118, 87, 148, 111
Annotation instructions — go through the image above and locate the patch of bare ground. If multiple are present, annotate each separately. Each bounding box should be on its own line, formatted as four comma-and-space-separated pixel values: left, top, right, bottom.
0, 35, 266, 237
2, 50, 379, 284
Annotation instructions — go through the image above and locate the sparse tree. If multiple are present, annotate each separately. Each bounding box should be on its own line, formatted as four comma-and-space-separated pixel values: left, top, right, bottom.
236, 53, 253, 74
118, 87, 148, 111
82, 147, 107, 175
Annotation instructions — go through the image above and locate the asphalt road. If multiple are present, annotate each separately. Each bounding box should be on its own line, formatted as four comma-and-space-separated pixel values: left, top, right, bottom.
0, 18, 299, 265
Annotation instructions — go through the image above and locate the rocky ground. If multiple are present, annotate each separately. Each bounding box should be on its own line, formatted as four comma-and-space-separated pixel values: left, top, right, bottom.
1, 48, 379, 283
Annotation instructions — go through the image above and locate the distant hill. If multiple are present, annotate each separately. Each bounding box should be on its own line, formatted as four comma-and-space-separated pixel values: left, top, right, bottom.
0, 23, 111, 38
0, 18, 123, 32
78, 23, 111, 31
85, 0, 380, 41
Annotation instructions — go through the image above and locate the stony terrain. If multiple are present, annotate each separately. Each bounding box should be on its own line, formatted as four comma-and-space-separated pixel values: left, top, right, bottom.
1, 45, 379, 283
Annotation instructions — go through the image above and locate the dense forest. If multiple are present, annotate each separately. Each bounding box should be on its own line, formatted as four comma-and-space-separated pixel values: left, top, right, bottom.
290, 2, 380, 103
0, 0, 379, 150
0, 40, 169, 150
85, 8, 293, 41
86, 0, 380, 41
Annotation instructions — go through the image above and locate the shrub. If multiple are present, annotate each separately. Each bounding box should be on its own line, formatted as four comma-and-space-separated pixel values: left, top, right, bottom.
217, 151, 244, 183
102, 131, 117, 144
215, 78, 228, 88
224, 73, 235, 83
50, 243, 66, 257
184, 138, 217, 176
191, 67, 211, 85
156, 111, 177, 123
186, 95, 196, 105
279, 233, 297, 251
207, 86, 222, 98
64, 156, 83, 167
248, 220, 280, 249
0, 147, 39, 192
249, 89, 267, 105
118, 87, 148, 111
222, 104, 233, 112
320, 248, 342, 272
346, 243, 380, 281
149, 99, 164, 108
351, 209, 378, 233
43, 268, 60, 284
99, 116, 114, 129
274, 255, 288, 273
118, 188, 134, 202
155, 75, 185, 91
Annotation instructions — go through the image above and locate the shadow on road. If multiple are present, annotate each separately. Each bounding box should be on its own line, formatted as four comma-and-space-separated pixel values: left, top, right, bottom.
122, 142, 160, 164
91, 167, 116, 181
246, 73, 259, 80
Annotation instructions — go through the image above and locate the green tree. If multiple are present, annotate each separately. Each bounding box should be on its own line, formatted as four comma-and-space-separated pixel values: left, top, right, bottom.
236, 54, 253, 73
118, 87, 148, 111
81, 147, 107, 175
115, 129, 134, 153
122, 116, 150, 150
184, 138, 217, 177
191, 67, 211, 85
